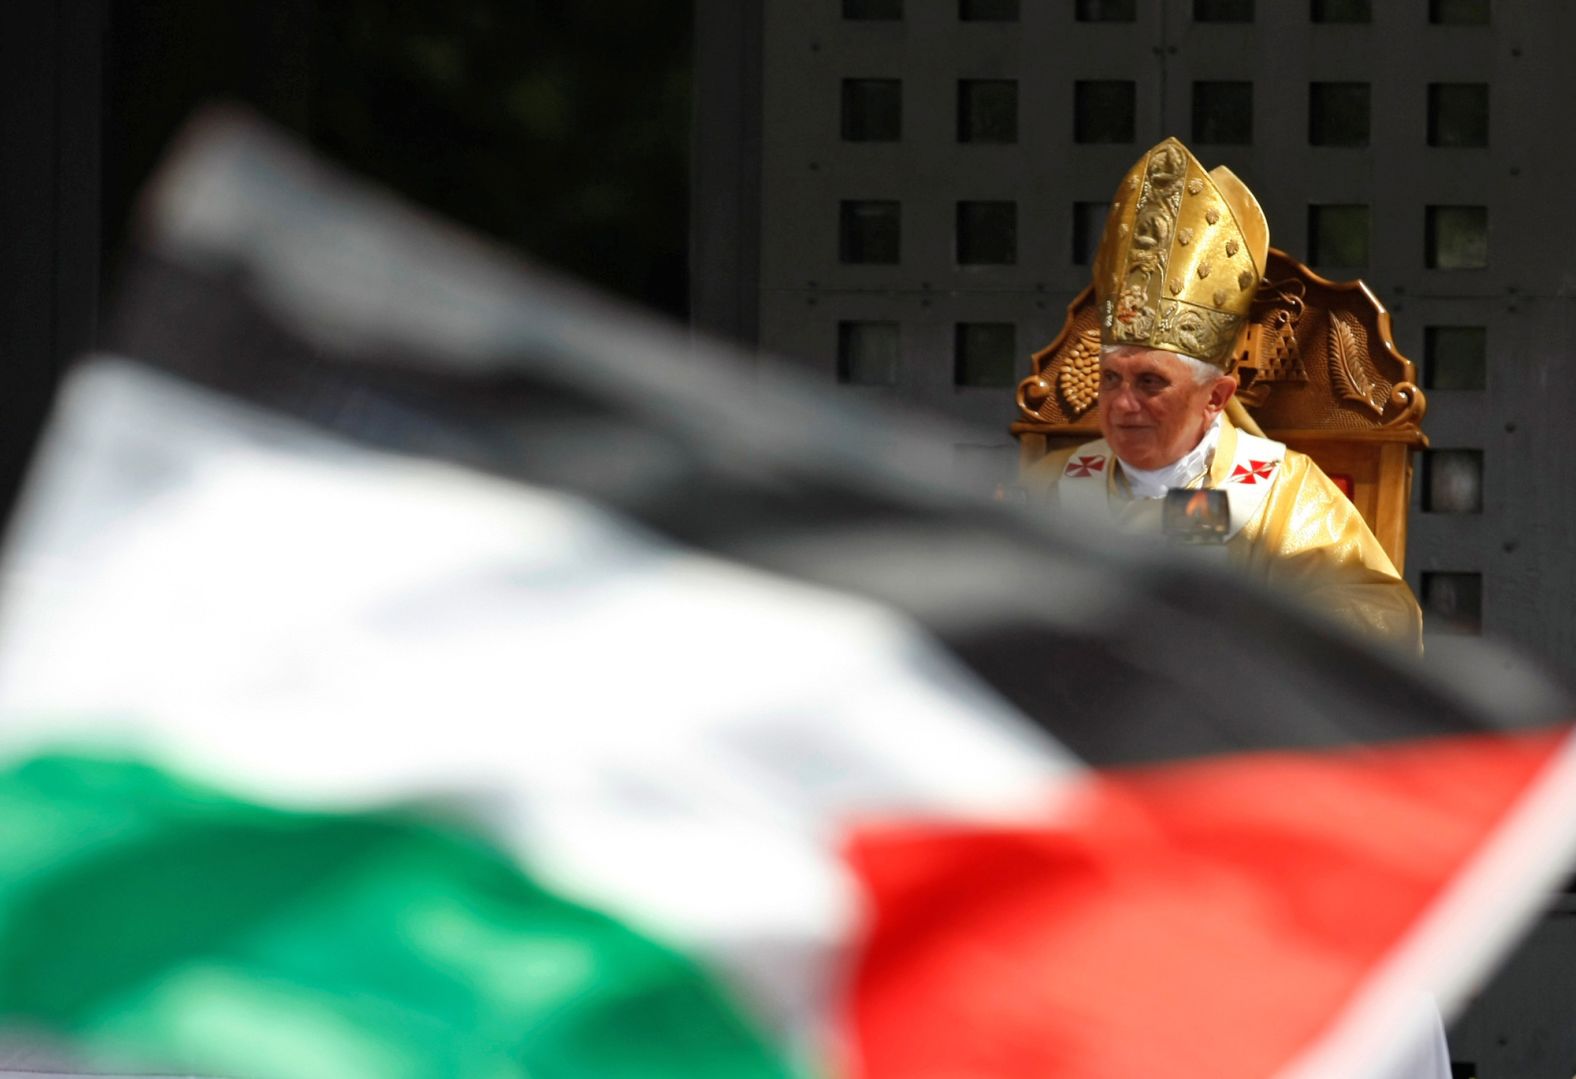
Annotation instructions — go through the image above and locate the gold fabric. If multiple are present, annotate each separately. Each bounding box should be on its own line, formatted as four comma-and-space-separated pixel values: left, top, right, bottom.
1094, 138, 1270, 369
1030, 421, 1423, 650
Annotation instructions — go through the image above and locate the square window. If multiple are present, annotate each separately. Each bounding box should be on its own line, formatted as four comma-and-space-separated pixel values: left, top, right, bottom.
1426, 205, 1488, 269
840, 200, 901, 264
1075, 80, 1136, 143
1429, 0, 1489, 24
959, 0, 1018, 19
1192, 81, 1253, 144
843, 0, 903, 18
1428, 83, 1489, 147
1194, 0, 1254, 21
955, 323, 1018, 387
1076, 0, 1137, 20
1073, 201, 1110, 265
951, 200, 1014, 264
1424, 326, 1487, 390
1423, 449, 1483, 513
838, 322, 899, 385
957, 201, 1017, 265
1308, 204, 1370, 267
958, 79, 1018, 143
1421, 571, 1483, 635
1311, 0, 1371, 21
842, 79, 902, 142
1309, 82, 1370, 146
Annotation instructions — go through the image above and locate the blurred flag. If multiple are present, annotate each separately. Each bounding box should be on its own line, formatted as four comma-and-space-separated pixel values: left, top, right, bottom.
0, 113, 1570, 1079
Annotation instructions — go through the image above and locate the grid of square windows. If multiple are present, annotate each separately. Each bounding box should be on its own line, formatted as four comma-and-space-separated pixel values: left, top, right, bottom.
824, 17, 1502, 407
829, 121, 1493, 272
828, 104, 1489, 274
830, 44, 1495, 282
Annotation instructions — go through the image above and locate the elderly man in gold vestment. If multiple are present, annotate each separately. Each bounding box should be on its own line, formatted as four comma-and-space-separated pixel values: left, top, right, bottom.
1032, 138, 1422, 648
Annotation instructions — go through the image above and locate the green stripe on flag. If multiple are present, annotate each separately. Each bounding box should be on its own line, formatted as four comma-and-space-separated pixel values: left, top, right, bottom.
0, 754, 795, 1079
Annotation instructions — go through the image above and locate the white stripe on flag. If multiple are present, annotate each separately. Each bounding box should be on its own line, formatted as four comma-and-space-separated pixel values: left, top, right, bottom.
0, 359, 1080, 1054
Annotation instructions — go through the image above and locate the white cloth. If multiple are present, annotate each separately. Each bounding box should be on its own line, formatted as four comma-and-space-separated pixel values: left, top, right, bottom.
1115, 414, 1223, 499
1375, 993, 1453, 1079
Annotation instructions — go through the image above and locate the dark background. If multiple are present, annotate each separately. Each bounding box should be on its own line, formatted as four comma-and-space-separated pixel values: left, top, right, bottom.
102, 1, 693, 316
0, 1, 692, 527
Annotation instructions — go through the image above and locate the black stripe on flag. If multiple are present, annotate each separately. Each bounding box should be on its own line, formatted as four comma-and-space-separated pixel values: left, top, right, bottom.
86, 112, 1566, 768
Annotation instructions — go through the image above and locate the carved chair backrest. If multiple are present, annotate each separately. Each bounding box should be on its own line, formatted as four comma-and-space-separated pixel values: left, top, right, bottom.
1011, 249, 1428, 572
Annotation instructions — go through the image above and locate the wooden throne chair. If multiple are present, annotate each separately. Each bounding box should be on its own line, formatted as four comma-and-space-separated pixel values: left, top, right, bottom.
1011, 249, 1428, 572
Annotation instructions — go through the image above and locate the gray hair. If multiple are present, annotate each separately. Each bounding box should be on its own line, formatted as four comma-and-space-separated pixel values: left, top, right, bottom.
1100, 344, 1221, 387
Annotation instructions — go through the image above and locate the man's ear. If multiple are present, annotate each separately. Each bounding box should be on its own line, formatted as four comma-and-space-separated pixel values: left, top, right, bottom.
1205, 375, 1237, 414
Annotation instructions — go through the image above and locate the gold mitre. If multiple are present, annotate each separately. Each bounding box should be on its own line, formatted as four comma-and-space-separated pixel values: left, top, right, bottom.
1092, 137, 1270, 369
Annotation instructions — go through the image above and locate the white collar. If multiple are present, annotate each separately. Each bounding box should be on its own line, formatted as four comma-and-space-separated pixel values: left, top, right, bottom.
1116, 414, 1223, 500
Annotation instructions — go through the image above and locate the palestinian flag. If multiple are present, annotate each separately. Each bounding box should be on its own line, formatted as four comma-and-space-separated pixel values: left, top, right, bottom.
0, 114, 1569, 1079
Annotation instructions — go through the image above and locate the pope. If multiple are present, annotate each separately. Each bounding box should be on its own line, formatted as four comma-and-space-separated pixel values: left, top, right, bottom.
1032, 137, 1422, 648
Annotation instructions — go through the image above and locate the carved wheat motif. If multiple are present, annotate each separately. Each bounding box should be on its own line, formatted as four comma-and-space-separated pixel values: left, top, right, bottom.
1327, 311, 1389, 415
1058, 329, 1104, 418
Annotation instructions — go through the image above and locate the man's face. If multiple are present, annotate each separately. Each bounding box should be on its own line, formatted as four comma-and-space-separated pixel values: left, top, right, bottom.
1097, 347, 1235, 470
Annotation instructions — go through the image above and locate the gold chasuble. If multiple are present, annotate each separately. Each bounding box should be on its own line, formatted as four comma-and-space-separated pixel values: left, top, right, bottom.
1032, 418, 1423, 650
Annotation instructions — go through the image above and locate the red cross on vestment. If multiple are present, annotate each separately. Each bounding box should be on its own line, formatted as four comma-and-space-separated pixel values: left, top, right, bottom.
1228, 459, 1277, 485
1065, 455, 1106, 478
